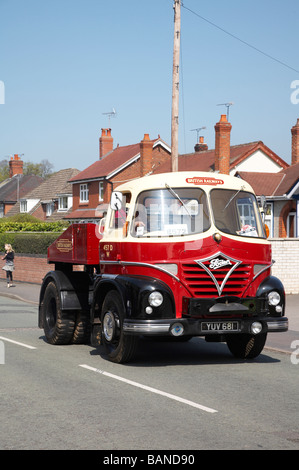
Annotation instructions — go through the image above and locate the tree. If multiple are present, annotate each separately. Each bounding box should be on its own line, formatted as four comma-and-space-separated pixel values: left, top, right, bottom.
0, 158, 54, 181
23, 159, 54, 178
0, 159, 9, 182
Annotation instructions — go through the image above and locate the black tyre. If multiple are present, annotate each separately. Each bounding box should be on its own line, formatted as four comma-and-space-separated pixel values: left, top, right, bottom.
41, 281, 75, 345
72, 310, 91, 344
101, 290, 138, 363
226, 333, 267, 359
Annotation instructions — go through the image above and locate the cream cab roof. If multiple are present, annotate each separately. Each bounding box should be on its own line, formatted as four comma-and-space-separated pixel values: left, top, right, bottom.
116, 171, 255, 195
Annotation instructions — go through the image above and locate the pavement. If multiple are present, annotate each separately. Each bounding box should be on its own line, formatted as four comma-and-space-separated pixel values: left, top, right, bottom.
0, 279, 298, 355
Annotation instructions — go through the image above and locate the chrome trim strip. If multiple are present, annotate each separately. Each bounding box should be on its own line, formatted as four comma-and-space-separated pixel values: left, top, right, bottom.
100, 260, 180, 282
252, 262, 274, 281
266, 319, 288, 331
123, 322, 171, 333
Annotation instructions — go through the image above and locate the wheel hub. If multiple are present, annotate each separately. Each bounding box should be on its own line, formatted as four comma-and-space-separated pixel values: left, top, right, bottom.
103, 311, 115, 342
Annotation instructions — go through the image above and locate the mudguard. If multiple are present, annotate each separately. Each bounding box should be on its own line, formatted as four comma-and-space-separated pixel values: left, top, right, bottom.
91, 274, 175, 324
38, 270, 91, 328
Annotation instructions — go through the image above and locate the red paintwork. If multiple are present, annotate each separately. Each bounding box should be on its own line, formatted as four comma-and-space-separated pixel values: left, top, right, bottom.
99, 234, 271, 318
48, 223, 101, 265
48, 222, 271, 319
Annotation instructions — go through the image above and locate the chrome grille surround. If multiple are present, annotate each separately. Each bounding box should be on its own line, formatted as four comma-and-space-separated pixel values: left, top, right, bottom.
181, 252, 251, 298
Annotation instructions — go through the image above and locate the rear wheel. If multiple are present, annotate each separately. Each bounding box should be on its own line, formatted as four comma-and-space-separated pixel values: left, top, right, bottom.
41, 281, 75, 345
72, 310, 90, 344
101, 290, 137, 363
226, 333, 267, 359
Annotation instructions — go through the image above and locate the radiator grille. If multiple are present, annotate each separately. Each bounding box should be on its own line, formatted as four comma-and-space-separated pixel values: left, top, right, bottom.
181, 261, 251, 298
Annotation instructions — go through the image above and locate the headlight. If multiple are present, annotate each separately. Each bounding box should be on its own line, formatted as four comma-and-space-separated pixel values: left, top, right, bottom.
268, 291, 281, 306
148, 291, 163, 307
251, 321, 263, 335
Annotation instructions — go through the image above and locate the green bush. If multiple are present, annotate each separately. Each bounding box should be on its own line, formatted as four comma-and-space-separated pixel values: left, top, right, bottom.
0, 221, 69, 233
0, 213, 41, 224
0, 232, 63, 254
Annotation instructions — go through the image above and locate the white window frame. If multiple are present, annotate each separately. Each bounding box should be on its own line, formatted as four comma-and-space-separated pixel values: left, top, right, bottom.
80, 183, 89, 202
58, 196, 68, 211
20, 199, 28, 213
46, 202, 54, 217
99, 181, 104, 201
264, 202, 274, 238
287, 211, 297, 238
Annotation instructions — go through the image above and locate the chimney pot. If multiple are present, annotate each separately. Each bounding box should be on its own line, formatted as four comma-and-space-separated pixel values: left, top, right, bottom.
194, 136, 208, 152
99, 128, 113, 159
9, 154, 23, 178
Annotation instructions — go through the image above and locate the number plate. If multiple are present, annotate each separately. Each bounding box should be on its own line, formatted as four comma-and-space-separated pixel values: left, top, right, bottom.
201, 321, 239, 332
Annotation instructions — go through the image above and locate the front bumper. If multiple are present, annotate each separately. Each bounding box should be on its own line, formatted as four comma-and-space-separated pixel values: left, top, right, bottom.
123, 316, 289, 336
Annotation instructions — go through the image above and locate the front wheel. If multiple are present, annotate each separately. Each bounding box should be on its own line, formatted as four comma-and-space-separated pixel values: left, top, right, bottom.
101, 291, 138, 363
226, 333, 267, 359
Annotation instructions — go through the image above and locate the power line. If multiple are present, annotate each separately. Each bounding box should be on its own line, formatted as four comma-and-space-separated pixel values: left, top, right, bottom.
180, 2, 299, 74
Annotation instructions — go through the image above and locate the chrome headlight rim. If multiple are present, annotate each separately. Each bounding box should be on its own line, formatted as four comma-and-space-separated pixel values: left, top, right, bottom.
148, 291, 164, 307
267, 291, 281, 306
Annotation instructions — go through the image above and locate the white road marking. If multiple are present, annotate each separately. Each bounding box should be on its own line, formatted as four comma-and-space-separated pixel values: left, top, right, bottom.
79, 364, 218, 413
0, 336, 37, 350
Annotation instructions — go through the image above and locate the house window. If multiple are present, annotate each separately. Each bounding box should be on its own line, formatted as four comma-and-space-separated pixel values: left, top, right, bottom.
264, 203, 273, 238
0, 203, 4, 218
20, 200, 27, 213
99, 181, 104, 201
46, 202, 54, 217
80, 184, 89, 202
287, 212, 296, 238
58, 196, 68, 211
237, 200, 256, 227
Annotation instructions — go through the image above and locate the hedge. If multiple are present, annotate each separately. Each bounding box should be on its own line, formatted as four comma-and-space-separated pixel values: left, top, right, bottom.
0, 232, 62, 254
0, 221, 69, 233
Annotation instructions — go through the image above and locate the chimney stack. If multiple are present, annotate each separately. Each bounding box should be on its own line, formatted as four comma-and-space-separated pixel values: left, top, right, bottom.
291, 118, 299, 165
9, 154, 23, 178
214, 114, 232, 175
140, 133, 154, 177
99, 128, 113, 159
194, 136, 208, 152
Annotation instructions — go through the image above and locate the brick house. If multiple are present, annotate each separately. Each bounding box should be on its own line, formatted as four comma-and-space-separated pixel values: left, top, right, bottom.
0, 154, 43, 217
154, 114, 288, 176
154, 114, 298, 239
236, 119, 299, 238
7, 168, 80, 221
66, 129, 171, 222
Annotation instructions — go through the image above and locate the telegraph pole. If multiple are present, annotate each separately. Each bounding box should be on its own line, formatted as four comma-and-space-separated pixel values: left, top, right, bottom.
171, 0, 181, 172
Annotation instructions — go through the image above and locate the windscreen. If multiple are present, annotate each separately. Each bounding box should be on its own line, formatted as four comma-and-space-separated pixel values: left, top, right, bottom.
210, 189, 265, 238
131, 187, 210, 238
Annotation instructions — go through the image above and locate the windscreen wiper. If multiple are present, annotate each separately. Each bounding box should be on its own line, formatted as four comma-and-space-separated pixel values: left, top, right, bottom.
222, 186, 245, 212
165, 183, 191, 217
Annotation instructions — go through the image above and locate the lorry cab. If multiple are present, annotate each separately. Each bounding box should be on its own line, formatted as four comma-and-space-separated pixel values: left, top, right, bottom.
39, 171, 288, 363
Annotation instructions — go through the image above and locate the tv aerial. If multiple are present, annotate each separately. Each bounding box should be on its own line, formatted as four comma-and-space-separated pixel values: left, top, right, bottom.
217, 102, 234, 121
190, 126, 206, 142
102, 108, 117, 123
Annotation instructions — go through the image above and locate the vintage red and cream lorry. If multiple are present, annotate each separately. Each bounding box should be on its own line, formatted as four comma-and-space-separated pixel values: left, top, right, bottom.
38, 171, 288, 362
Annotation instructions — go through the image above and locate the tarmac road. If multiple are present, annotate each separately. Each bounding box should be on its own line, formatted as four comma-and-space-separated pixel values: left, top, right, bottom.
0, 279, 298, 355
1, 281, 299, 451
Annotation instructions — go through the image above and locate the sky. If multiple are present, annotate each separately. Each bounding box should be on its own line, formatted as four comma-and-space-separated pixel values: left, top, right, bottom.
1, 0, 299, 172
